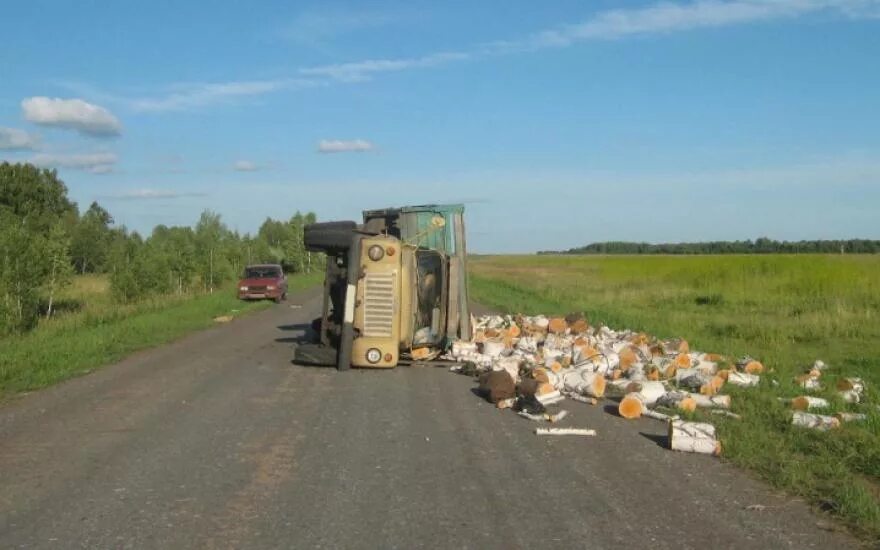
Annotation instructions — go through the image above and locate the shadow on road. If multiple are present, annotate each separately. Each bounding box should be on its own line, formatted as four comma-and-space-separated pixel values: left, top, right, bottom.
639, 431, 668, 448
275, 323, 313, 344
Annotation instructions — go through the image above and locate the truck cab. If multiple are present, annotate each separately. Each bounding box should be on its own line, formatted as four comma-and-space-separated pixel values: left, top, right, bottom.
295, 204, 469, 370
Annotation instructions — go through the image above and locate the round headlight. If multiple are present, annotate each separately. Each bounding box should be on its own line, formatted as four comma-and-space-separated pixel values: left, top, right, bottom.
366, 348, 382, 363
368, 245, 385, 261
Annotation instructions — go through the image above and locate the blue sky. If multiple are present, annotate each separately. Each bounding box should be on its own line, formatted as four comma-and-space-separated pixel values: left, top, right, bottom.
1, 0, 879, 252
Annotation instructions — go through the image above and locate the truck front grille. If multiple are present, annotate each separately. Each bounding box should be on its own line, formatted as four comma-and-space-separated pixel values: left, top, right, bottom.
363, 272, 395, 337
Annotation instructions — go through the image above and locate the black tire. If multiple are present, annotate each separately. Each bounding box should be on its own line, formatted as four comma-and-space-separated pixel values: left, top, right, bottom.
294, 343, 338, 366
304, 221, 357, 253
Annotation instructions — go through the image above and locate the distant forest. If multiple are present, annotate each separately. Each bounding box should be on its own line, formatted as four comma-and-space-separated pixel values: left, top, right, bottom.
541, 238, 880, 255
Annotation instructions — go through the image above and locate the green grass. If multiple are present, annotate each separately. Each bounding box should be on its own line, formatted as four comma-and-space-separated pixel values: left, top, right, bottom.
469, 254, 880, 540
0, 272, 322, 397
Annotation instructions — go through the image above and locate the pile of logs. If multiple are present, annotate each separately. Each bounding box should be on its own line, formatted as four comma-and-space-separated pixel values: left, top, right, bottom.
446, 314, 872, 455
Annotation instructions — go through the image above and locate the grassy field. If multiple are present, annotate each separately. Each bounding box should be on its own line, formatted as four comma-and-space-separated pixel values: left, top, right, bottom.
0, 272, 322, 397
470, 254, 880, 539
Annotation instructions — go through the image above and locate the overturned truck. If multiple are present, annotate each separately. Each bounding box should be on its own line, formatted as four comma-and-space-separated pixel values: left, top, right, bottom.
295, 204, 470, 370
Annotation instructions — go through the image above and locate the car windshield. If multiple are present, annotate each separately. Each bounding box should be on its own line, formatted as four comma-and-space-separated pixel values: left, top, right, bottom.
244, 266, 280, 279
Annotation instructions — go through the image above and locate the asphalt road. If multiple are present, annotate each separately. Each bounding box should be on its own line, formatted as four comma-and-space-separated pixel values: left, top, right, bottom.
0, 287, 859, 549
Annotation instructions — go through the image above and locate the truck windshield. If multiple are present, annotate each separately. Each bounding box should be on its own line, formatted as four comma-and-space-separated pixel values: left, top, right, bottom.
244, 267, 281, 278
412, 250, 445, 346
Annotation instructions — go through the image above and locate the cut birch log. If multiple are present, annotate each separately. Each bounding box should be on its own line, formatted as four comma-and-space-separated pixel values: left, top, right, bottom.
737, 357, 765, 375
618, 347, 639, 371
835, 412, 867, 423
791, 396, 830, 411
676, 368, 712, 390
569, 318, 589, 334
561, 369, 606, 398
625, 381, 667, 407
515, 336, 539, 353
656, 391, 697, 412
618, 394, 644, 419
642, 408, 679, 422
548, 317, 568, 335
482, 339, 506, 358
493, 356, 520, 384
536, 390, 564, 405
690, 393, 732, 409
536, 428, 596, 436
674, 353, 693, 370
836, 377, 865, 394
563, 392, 598, 405
792, 411, 840, 431
838, 390, 861, 404
698, 376, 725, 396
661, 338, 689, 355
452, 341, 478, 356
668, 420, 721, 456
795, 374, 822, 391
727, 371, 760, 387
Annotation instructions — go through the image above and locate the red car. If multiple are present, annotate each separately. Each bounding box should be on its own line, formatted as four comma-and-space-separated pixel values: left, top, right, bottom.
238, 264, 288, 302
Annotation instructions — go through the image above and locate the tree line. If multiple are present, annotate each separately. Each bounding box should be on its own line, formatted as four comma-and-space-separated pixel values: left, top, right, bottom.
1, 162, 317, 335
541, 238, 880, 255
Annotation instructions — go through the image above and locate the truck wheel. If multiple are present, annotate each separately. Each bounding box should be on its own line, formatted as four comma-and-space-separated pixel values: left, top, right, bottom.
304, 221, 357, 252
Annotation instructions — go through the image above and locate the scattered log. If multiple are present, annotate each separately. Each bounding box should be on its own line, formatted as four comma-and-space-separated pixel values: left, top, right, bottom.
727, 371, 760, 387
839, 390, 861, 404
689, 393, 731, 409
676, 368, 712, 390
795, 374, 822, 391
625, 381, 666, 407
561, 369, 607, 398
835, 412, 867, 423
536, 428, 596, 436
655, 391, 697, 412
737, 357, 765, 375
792, 411, 839, 431
791, 396, 829, 411
837, 377, 865, 394
618, 394, 644, 419
563, 392, 598, 405
478, 370, 516, 403
548, 317, 568, 335
674, 353, 692, 370
642, 408, 679, 422
482, 339, 506, 358
536, 389, 564, 405
668, 420, 721, 456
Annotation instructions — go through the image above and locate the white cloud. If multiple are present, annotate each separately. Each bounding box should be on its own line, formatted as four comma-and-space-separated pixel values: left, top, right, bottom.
22, 97, 122, 136
67, 1, 880, 110
31, 152, 117, 174
301, 51, 469, 82
129, 78, 318, 112
0, 127, 39, 150
106, 189, 207, 200
233, 160, 259, 171
489, 0, 872, 52
317, 139, 376, 153
281, 8, 396, 45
